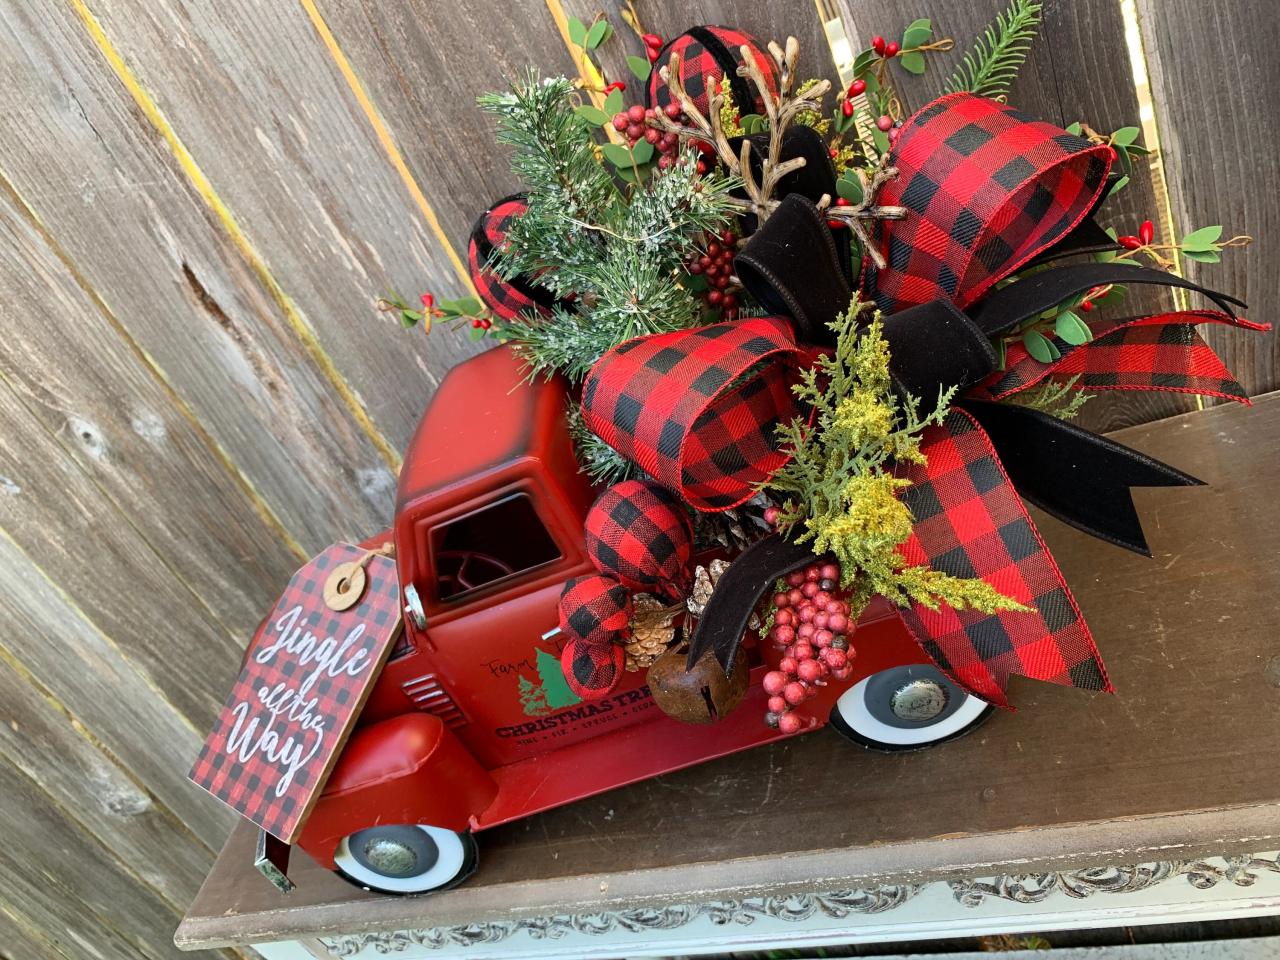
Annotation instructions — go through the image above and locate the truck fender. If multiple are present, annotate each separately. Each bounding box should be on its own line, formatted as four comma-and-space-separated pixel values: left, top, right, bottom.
297, 713, 497, 870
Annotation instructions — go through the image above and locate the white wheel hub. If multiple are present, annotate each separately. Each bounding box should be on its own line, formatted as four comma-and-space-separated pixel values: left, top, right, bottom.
334, 824, 469, 893
834, 667, 988, 747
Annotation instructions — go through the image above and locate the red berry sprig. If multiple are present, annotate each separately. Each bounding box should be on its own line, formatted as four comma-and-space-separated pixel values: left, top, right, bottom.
611, 101, 699, 171
687, 229, 740, 319
760, 562, 854, 735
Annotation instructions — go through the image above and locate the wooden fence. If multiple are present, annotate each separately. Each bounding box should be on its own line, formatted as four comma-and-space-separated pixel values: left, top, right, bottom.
0, 1, 1273, 957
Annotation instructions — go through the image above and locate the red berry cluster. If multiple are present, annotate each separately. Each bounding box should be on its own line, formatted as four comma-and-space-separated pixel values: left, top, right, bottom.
611, 103, 704, 171
686, 230, 740, 318
761, 562, 855, 734
642, 33, 665, 63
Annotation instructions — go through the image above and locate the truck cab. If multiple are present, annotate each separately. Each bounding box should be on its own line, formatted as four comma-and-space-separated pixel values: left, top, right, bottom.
294, 346, 991, 894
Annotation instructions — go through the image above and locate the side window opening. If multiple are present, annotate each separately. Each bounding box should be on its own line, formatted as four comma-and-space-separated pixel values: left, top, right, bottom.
431, 493, 561, 601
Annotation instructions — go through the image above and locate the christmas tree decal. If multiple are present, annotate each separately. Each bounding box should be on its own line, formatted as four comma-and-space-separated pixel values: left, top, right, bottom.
518, 674, 550, 716
536, 648, 581, 710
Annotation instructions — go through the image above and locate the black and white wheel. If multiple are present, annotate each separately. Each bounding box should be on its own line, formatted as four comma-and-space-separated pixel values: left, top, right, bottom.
333, 824, 478, 894
829, 664, 993, 752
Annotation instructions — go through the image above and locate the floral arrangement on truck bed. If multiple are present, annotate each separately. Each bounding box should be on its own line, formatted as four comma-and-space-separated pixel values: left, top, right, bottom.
395, 0, 1267, 729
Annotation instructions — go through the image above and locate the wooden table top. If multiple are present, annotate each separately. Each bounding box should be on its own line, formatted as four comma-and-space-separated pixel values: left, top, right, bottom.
177, 394, 1280, 950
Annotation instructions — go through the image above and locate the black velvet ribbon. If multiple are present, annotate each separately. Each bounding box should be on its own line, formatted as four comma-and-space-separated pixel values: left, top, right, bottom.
730, 195, 1238, 552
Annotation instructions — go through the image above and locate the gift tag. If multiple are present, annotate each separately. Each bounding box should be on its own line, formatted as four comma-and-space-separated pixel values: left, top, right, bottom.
189, 543, 400, 842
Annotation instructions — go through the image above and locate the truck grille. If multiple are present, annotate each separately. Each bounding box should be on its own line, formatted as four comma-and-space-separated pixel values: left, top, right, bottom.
400, 674, 467, 728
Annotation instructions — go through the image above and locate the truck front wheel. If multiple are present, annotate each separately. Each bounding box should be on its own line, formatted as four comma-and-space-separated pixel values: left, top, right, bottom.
829, 664, 993, 752
333, 824, 478, 894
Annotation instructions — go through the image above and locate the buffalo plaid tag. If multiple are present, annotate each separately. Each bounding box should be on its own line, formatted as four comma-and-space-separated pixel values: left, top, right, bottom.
582, 317, 800, 511
190, 543, 401, 841
973, 310, 1268, 404
894, 410, 1111, 707
869, 93, 1112, 314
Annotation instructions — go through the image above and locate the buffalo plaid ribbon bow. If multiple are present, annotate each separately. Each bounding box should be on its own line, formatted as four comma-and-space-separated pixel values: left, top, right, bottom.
585, 93, 1268, 706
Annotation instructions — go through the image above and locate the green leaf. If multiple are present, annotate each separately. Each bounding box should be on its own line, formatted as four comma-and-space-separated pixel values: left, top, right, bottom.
1054, 310, 1092, 345
1181, 224, 1223, 251
584, 18, 609, 49
1023, 329, 1056, 363
870, 122, 890, 156
614, 160, 654, 183
445, 296, 483, 315
627, 54, 651, 81
995, 336, 1008, 370
740, 113, 766, 134
898, 50, 926, 74
602, 140, 652, 168
834, 108, 854, 134
1065, 121, 1082, 136
1182, 248, 1222, 263
575, 104, 611, 127
902, 18, 933, 47
1110, 126, 1140, 147
603, 88, 625, 116
567, 16, 587, 47
1106, 174, 1130, 198
684, 271, 709, 292
1116, 145, 1132, 176
399, 310, 420, 328
852, 48, 878, 78
468, 324, 487, 341
836, 174, 864, 204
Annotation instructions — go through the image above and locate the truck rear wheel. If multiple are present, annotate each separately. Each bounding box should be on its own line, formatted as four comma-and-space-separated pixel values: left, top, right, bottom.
829, 664, 993, 752
333, 824, 478, 894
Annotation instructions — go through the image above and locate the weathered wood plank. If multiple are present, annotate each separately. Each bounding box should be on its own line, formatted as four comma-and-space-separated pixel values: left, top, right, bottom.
0, 650, 212, 906
308, 0, 572, 259
0, 177, 298, 637
831, 0, 1191, 431
1135, 0, 1280, 400
0, 904, 70, 960
0, 4, 396, 546
79, 0, 486, 450
0, 755, 229, 960
0, 531, 233, 848
0, 368, 250, 731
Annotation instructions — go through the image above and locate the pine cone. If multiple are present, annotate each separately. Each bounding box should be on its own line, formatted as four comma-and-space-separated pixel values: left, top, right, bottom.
624, 593, 678, 671
686, 559, 759, 629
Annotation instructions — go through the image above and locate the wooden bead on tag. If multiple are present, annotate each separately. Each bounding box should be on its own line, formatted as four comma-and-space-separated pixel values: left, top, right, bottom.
323, 561, 366, 611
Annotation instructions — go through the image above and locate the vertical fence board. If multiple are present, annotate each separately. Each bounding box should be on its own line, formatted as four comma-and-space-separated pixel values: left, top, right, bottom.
81, 0, 486, 448
1136, 0, 1280, 398
0, 4, 395, 547
0, 756, 224, 960
0, 652, 212, 906
0, 531, 233, 847
0, 179, 298, 637
310, 0, 574, 257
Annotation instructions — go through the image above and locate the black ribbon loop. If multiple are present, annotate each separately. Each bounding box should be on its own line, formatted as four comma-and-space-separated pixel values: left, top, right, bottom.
735, 193, 853, 344
880, 300, 999, 400
968, 261, 1247, 335
957, 399, 1203, 555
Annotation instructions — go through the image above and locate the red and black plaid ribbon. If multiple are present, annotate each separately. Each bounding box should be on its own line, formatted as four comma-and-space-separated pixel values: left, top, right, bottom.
868, 93, 1112, 315
972, 310, 1270, 404
558, 574, 633, 647
894, 410, 1111, 707
585, 479, 694, 598
646, 26, 778, 121
469, 195, 563, 322
561, 636, 625, 701
581, 317, 800, 511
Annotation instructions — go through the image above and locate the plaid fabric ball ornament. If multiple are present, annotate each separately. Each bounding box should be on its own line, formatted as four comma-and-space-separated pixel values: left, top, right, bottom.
645, 26, 778, 121
560, 636, 626, 700
558, 574, 634, 648
585, 480, 693, 599
468, 194, 564, 322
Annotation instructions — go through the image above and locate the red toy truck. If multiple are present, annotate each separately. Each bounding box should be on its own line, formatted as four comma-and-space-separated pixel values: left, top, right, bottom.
292, 345, 992, 894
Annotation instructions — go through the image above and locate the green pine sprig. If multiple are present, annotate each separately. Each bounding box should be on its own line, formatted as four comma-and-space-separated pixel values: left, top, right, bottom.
943, 0, 1043, 101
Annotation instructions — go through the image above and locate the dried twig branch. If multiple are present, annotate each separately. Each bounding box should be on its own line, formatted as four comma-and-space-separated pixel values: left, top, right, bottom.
650, 36, 905, 254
